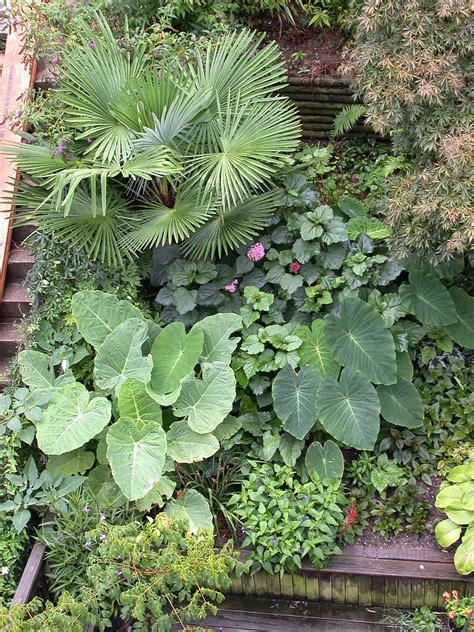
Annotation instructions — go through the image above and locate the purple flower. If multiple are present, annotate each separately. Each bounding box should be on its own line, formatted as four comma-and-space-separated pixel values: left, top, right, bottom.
11, 18, 17, 28
88, 41, 96, 49
99, 513, 106, 521
82, 505, 89, 513
115, 555, 123, 561
56, 142, 64, 155
116, 570, 123, 577
246, 242, 265, 262
224, 278, 239, 294
87, 137, 93, 144
51, 55, 59, 65
99, 534, 106, 542
84, 540, 93, 549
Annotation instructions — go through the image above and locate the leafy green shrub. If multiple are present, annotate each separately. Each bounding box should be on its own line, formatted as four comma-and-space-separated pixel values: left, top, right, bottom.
435, 459, 474, 576
343, 0, 473, 262
0, 514, 241, 631
229, 461, 346, 574
7, 16, 300, 264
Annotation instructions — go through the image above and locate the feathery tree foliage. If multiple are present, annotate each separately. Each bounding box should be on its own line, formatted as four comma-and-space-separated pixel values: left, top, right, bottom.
4, 15, 300, 265
343, 0, 473, 263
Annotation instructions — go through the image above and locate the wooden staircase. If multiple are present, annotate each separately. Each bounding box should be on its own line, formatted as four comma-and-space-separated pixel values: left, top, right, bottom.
0, 224, 34, 386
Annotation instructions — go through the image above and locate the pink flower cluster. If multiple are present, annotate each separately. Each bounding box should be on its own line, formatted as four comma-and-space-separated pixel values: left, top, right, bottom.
289, 261, 301, 274
246, 242, 265, 262
224, 279, 239, 294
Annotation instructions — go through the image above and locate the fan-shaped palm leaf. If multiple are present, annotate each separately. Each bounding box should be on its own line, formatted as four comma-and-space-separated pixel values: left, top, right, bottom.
188, 95, 300, 208
123, 184, 217, 251
181, 190, 280, 259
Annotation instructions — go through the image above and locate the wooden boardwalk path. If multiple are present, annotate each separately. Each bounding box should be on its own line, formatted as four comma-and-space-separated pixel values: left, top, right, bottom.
186, 596, 398, 631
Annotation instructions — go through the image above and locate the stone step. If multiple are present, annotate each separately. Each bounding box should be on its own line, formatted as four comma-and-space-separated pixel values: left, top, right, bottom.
12, 224, 36, 246
0, 319, 21, 356
1, 282, 31, 318
7, 245, 35, 280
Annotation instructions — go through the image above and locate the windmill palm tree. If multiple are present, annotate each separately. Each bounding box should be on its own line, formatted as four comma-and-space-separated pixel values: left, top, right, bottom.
4, 14, 301, 265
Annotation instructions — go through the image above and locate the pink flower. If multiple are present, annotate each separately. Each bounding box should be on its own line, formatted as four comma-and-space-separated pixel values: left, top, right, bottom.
224, 279, 239, 294
52, 55, 59, 65
289, 261, 301, 274
448, 612, 456, 619
452, 590, 459, 600
246, 242, 265, 262
443, 592, 451, 601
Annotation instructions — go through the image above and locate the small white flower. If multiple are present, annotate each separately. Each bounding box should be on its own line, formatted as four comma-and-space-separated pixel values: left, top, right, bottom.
1, 567, 9, 575
60, 359, 69, 372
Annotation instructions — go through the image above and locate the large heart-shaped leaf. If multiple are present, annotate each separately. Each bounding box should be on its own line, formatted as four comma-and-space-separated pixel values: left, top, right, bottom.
305, 440, 344, 481
164, 489, 213, 533
191, 313, 242, 364
18, 350, 54, 391
454, 534, 474, 575
173, 362, 236, 434
377, 378, 424, 428
324, 297, 396, 385
47, 448, 95, 477
272, 364, 320, 440
72, 290, 143, 348
279, 433, 304, 467
94, 319, 153, 394
150, 322, 203, 395
316, 367, 380, 450
166, 421, 219, 463
347, 217, 390, 240
296, 320, 341, 378
443, 287, 474, 349
338, 196, 367, 218
106, 417, 167, 501
399, 272, 457, 326
38, 383, 111, 455
118, 379, 162, 425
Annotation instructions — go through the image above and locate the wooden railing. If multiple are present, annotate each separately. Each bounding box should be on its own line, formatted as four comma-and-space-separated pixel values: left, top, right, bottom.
0, 25, 35, 304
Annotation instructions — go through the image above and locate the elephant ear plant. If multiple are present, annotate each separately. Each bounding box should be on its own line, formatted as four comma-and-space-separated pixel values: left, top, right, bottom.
14, 291, 243, 527
4, 14, 300, 264
435, 459, 474, 576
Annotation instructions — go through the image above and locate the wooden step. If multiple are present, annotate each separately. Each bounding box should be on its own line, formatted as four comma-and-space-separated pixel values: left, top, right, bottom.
0, 319, 21, 355
1, 282, 31, 318
7, 245, 35, 280
195, 596, 395, 631
12, 224, 36, 246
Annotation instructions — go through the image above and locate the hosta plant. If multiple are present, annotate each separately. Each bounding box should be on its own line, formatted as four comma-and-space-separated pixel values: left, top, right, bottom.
5, 15, 300, 265
16, 291, 243, 517
434, 459, 474, 576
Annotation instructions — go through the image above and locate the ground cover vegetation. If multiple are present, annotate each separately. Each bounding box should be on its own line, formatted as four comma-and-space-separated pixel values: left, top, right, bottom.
0, 0, 472, 626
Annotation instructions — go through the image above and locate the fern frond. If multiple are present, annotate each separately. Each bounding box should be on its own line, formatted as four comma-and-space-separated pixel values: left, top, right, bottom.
330, 105, 367, 139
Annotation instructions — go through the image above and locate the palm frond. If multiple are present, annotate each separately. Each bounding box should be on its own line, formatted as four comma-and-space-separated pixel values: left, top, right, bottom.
14, 182, 137, 267
188, 94, 300, 208
330, 105, 367, 139
122, 184, 216, 252
181, 190, 279, 260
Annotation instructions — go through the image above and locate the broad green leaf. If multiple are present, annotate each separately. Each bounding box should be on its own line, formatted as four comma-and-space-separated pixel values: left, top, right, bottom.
272, 364, 320, 440
106, 417, 167, 501
213, 415, 242, 441
167, 420, 219, 463
296, 320, 341, 378
338, 196, 367, 218
305, 440, 344, 481
396, 352, 413, 380
191, 313, 242, 364
377, 378, 424, 428
324, 297, 397, 385
454, 537, 474, 575
316, 367, 380, 450
399, 272, 457, 326
118, 379, 162, 425
12, 509, 31, 533
150, 322, 203, 395
136, 476, 176, 512
447, 463, 473, 483
146, 384, 182, 406
435, 484, 465, 510
47, 448, 95, 476
446, 508, 474, 525
94, 319, 153, 394
18, 350, 54, 391
72, 290, 143, 348
279, 433, 304, 467
444, 287, 474, 349
347, 217, 390, 240
85, 465, 127, 508
38, 383, 111, 455
435, 519, 462, 548
164, 489, 213, 533
173, 362, 236, 434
